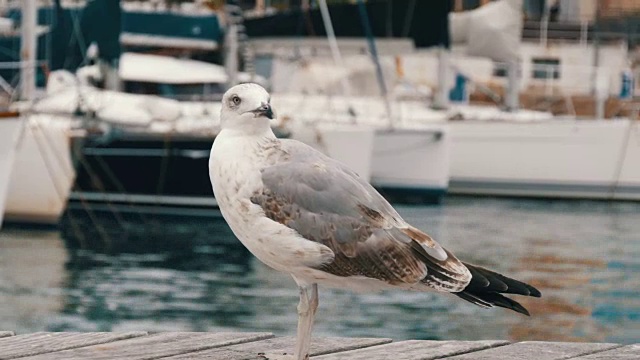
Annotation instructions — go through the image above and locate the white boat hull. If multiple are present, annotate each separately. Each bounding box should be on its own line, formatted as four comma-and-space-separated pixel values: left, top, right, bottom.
0, 116, 23, 228
449, 119, 640, 200
288, 122, 374, 181
371, 125, 450, 201
614, 120, 640, 200
4, 115, 75, 224
273, 94, 451, 202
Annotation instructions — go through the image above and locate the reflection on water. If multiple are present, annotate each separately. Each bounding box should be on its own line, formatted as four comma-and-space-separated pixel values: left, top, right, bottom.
0, 230, 67, 333
0, 197, 639, 343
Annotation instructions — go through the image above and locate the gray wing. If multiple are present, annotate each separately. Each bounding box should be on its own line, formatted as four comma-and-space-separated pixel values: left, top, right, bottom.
251, 139, 471, 292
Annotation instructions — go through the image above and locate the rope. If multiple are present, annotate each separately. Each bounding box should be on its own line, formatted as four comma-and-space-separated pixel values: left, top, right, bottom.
90, 149, 151, 226
28, 117, 72, 203
26, 116, 104, 248
63, 7, 88, 69
401, 0, 416, 38
356, 0, 393, 128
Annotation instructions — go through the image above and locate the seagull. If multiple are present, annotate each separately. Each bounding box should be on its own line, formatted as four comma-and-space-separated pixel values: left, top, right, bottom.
209, 83, 541, 360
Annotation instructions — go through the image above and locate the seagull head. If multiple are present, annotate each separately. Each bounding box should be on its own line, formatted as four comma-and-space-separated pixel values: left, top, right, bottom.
220, 83, 275, 134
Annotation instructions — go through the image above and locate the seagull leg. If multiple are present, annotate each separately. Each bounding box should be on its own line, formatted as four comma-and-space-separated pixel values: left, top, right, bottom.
293, 283, 319, 360
259, 284, 319, 360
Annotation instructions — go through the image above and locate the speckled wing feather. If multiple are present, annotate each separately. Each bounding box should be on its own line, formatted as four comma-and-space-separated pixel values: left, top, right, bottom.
250, 139, 471, 291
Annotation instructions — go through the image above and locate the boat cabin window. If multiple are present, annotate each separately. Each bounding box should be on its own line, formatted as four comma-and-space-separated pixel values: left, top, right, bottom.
532, 58, 561, 80
492, 62, 508, 77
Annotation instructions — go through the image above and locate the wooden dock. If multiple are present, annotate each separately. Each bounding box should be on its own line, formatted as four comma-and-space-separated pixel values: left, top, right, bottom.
0, 331, 637, 359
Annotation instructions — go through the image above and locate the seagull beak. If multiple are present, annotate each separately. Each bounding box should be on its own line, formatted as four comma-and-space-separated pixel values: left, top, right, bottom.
251, 102, 275, 120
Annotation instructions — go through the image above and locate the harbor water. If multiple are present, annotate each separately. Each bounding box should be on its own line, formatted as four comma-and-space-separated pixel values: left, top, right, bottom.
0, 196, 638, 344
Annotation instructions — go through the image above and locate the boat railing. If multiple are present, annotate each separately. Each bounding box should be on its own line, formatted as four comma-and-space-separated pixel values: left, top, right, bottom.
0, 60, 49, 101
461, 59, 637, 117
487, 60, 628, 97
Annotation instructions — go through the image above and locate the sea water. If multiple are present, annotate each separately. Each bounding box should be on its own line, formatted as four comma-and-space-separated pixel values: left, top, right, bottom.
0, 196, 638, 344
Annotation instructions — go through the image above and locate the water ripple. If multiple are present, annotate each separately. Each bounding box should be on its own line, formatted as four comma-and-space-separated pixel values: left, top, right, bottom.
0, 196, 639, 343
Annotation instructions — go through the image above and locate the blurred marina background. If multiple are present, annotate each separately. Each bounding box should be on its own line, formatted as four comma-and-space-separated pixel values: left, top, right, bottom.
0, 0, 639, 345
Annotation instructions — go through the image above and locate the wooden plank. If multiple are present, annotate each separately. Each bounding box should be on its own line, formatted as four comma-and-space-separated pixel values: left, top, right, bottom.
18, 332, 273, 360
313, 340, 509, 360
445, 341, 623, 360
163, 336, 392, 359
0, 332, 147, 360
0, 332, 14, 339
572, 344, 640, 359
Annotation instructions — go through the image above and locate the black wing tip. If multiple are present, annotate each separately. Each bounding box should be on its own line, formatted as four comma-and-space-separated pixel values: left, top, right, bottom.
507, 298, 532, 316
456, 262, 541, 316
464, 262, 542, 298
454, 291, 533, 316
528, 285, 542, 298
511, 282, 542, 298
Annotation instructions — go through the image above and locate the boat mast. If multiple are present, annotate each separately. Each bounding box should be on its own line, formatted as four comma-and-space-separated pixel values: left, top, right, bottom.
318, 0, 352, 98
224, 1, 242, 88
355, 0, 393, 126
505, 0, 523, 112
432, 47, 450, 110
20, 0, 37, 101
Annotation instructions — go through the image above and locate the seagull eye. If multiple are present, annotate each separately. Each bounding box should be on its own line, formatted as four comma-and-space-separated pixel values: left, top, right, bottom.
231, 95, 241, 106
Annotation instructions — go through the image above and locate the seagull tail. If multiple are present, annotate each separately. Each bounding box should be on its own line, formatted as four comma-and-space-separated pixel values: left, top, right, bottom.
454, 263, 542, 316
